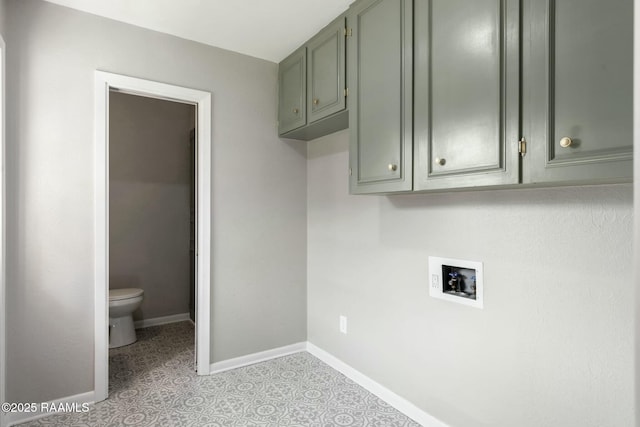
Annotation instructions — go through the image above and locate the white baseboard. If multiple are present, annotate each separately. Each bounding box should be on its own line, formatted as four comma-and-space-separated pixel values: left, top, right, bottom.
5, 391, 95, 427
209, 342, 307, 374
134, 312, 191, 329
306, 343, 448, 427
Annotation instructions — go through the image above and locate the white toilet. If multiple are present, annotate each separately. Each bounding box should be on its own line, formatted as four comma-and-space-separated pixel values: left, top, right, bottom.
109, 288, 144, 348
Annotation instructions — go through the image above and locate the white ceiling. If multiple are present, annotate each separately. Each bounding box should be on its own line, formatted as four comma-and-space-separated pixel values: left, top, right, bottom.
42, 0, 353, 63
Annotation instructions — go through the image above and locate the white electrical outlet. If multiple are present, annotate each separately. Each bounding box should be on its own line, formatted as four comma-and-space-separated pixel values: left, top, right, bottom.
431, 274, 439, 288
339, 315, 348, 334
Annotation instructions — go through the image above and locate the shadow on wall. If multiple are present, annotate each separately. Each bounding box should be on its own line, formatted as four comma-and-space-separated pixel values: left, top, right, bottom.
377, 183, 632, 252
385, 182, 633, 211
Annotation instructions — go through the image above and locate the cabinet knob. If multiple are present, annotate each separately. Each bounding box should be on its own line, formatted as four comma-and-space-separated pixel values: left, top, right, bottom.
388, 163, 398, 172
313, 98, 320, 105
292, 108, 299, 114
560, 136, 573, 148
435, 157, 446, 166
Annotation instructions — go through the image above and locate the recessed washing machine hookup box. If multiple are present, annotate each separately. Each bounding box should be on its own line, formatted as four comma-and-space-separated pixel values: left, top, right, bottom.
428, 256, 483, 309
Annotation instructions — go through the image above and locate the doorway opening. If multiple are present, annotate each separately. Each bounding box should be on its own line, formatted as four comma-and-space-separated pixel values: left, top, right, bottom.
109, 90, 195, 336
94, 71, 211, 402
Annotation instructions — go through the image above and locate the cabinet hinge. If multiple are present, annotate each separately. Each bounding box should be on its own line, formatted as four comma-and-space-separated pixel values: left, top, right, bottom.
344, 88, 348, 97
349, 167, 353, 176
518, 137, 527, 157
344, 28, 353, 37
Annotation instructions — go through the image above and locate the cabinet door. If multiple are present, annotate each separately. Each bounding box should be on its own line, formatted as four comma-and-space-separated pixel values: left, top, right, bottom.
348, 0, 413, 194
523, 0, 633, 184
278, 47, 306, 135
308, 17, 346, 124
414, 0, 520, 191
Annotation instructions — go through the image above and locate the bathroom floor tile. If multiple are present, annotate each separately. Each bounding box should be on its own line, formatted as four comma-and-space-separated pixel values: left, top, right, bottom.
17, 321, 421, 427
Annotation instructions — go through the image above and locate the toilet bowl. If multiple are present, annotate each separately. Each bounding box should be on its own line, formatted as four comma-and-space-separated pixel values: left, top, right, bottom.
109, 288, 144, 348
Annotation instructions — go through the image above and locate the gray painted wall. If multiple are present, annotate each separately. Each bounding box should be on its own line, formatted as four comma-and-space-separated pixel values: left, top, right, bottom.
5, 0, 307, 403
0, 0, 5, 37
307, 130, 634, 427
109, 91, 194, 321
634, 2, 639, 424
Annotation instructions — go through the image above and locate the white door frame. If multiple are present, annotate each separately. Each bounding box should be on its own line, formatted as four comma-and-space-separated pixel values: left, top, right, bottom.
0, 35, 7, 427
94, 71, 211, 402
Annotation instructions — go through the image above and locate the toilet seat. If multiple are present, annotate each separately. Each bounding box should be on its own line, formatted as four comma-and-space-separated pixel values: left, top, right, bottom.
109, 288, 144, 302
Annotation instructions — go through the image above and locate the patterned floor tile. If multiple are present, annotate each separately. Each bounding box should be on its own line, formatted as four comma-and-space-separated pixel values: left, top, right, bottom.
19, 322, 421, 426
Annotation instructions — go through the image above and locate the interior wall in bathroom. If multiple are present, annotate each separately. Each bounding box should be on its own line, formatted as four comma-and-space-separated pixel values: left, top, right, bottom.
0, 0, 6, 36
109, 91, 195, 321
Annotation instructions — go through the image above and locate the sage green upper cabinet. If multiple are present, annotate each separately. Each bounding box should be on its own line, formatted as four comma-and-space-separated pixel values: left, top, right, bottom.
308, 18, 346, 123
278, 17, 348, 141
348, 0, 413, 194
414, 0, 520, 191
278, 47, 306, 135
522, 0, 633, 184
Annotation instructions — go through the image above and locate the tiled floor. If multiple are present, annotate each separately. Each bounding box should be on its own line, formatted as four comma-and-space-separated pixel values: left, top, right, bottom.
21, 321, 421, 426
